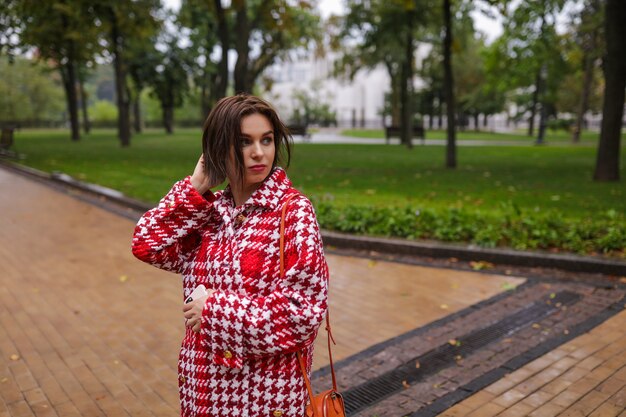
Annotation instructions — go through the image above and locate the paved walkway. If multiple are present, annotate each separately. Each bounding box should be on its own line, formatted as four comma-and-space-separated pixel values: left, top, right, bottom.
438, 309, 626, 417
0, 167, 524, 417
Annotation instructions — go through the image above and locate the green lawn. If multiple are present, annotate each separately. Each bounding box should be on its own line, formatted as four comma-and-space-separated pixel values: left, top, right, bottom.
340, 128, 601, 143
11, 128, 624, 220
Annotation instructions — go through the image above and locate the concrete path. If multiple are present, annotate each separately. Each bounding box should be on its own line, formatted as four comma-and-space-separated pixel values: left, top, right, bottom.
0, 167, 524, 417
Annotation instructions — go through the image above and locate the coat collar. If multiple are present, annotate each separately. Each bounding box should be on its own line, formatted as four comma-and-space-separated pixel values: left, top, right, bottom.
214, 167, 292, 218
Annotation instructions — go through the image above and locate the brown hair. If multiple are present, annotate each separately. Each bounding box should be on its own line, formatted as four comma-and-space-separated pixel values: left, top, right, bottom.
201, 94, 292, 187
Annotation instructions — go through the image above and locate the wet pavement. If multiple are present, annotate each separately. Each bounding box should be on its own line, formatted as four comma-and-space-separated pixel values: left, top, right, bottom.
0, 165, 624, 417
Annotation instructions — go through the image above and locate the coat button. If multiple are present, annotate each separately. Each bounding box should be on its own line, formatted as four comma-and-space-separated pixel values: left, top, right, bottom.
235, 214, 246, 224
223, 350, 233, 359
272, 410, 283, 417
179, 375, 186, 383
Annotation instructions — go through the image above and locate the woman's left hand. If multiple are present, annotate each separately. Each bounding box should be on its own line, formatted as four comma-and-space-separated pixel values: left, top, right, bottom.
183, 292, 213, 333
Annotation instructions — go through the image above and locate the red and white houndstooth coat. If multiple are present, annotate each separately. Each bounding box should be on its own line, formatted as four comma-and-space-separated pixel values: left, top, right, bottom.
132, 167, 329, 417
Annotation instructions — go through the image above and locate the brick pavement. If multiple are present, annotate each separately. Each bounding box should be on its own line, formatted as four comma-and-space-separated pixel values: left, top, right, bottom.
0, 167, 523, 417
438, 308, 626, 417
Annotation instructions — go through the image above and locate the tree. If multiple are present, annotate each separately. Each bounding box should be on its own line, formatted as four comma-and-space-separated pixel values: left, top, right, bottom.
487, 0, 568, 142
93, 0, 162, 147
232, 0, 321, 94
145, 36, 192, 134
593, 0, 625, 181
17, 0, 98, 141
337, 0, 434, 148
0, 0, 21, 60
0, 56, 65, 123
443, 0, 456, 167
178, 0, 221, 118
570, 0, 603, 143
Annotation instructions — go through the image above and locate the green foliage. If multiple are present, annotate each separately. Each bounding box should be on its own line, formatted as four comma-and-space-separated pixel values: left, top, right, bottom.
13, 130, 624, 237
0, 57, 65, 122
89, 100, 118, 122
315, 203, 626, 256
546, 118, 573, 132
290, 84, 337, 127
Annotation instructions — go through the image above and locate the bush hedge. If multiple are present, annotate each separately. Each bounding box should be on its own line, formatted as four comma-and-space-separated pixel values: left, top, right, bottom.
314, 202, 626, 257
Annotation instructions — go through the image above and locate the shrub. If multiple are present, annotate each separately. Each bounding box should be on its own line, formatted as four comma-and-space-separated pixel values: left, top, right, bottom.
315, 203, 625, 257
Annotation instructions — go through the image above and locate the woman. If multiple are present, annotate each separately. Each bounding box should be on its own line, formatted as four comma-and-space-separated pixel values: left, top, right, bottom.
132, 94, 329, 417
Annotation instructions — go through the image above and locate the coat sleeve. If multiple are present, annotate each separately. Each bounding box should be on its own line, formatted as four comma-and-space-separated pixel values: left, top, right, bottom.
132, 176, 216, 273
200, 196, 329, 369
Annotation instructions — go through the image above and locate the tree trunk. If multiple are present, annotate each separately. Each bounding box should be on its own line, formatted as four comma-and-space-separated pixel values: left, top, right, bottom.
110, 9, 131, 147
133, 92, 142, 133
61, 62, 80, 141
443, 0, 456, 168
78, 73, 91, 134
572, 36, 597, 143
234, 0, 250, 94
162, 104, 173, 134
400, 9, 414, 149
437, 89, 443, 128
483, 113, 488, 128
593, 0, 626, 181
474, 113, 479, 132
527, 70, 540, 137
214, 0, 229, 100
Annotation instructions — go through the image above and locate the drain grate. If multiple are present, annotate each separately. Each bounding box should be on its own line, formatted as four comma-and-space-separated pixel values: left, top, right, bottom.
342, 290, 581, 415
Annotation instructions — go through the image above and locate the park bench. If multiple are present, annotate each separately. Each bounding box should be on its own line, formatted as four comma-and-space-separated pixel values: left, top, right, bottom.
287, 124, 312, 142
385, 125, 425, 145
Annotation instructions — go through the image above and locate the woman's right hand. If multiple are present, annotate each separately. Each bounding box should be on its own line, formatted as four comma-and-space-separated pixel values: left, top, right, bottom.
190, 154, 219, 194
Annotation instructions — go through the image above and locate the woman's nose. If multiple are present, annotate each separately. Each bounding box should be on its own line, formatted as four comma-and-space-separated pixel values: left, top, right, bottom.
251, 142, 263, 158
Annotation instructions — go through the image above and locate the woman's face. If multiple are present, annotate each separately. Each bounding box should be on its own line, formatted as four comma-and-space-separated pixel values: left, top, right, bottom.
229, 113, 276, 190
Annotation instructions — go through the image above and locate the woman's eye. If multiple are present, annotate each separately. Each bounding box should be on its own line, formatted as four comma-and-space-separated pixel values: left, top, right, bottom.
262, 137, 274, 144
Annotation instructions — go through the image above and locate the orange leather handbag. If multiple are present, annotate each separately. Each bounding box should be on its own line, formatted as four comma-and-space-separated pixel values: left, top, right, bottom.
279, 195, 347, 417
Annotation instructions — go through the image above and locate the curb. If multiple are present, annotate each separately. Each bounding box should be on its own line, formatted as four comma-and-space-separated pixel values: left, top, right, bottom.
2, 158, 625, 276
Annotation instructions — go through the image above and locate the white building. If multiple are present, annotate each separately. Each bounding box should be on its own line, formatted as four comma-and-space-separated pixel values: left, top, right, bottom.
263, 51, 390, 128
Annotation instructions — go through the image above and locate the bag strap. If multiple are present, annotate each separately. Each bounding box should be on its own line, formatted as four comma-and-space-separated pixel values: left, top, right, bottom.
279, 193, 338, 417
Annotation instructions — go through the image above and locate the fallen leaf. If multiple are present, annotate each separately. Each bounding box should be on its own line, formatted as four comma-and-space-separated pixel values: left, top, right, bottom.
556, 302, 562, 308
501, 338, 513, 344
10, 354, 19, 361
502, 282, 517, 291
532, 323, 541, 329
367, 260, 377, 268
402, 380, 410, 389
415, 361, 421, 369
433, 383, 441, 389
549, 293, 556, 299
470, 261, 494, 271
454, 355, 463, 361
449, 339, 457, 346
564, 329, 570, 335
440, 304, 449, 310
119, 275, 129, 283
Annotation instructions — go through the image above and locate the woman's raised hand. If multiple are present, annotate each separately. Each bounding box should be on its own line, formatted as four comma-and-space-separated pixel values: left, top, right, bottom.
190, 154, 220, 195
